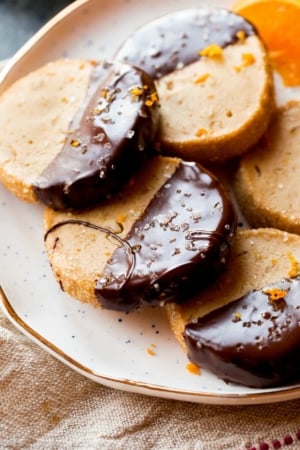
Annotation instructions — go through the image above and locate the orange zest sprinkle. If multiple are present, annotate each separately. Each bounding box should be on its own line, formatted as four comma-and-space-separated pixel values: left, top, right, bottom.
70, 139, 81, 148
117, 213, 127, 223
195, 128, 208, 137
236, 30, 246, 43
287, 251, 300, 277
263, 288, 288, 301
146, 343, 156, 356
234, 53, 256, 72
101, 88, 108, 98
130, 86, 144, 99
186, 362, 201, 375
145, 91, 159, 107
199, 44, 223, 59
193, 73, 211, 84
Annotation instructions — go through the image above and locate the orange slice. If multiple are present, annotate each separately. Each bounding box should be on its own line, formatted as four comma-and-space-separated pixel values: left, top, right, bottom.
231, 0, 300, 86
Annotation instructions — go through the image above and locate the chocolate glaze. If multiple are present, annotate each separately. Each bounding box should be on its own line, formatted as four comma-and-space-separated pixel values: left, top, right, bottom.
115, 8, 256, 79
33, 61, 160, 210
185, 277, 300, 388
95, 160, 237, 312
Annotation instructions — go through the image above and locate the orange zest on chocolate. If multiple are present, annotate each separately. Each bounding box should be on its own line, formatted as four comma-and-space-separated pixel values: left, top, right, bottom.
70, 139, 81, 148
130, 86, 144, 100
199, 44, 223, 59
236, 29, 246, 43
145, 91, 158, 107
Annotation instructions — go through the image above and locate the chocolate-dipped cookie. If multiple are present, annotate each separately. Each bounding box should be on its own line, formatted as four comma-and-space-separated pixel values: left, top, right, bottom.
0, 59, 159, 210
166, 228, 300, 388
44, 156, 237, 312
115, 8, 275, 163
185, 277, 300, 388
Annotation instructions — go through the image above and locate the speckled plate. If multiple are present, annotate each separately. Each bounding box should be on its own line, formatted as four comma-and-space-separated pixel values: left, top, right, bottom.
1, 0, 300, 405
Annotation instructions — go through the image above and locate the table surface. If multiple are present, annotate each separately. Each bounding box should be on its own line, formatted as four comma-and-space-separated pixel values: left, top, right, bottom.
0, 0, 73, 59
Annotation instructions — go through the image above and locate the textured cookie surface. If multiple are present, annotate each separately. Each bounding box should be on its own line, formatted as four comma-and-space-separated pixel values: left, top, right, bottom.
166, 228, 300, 350
235, 101, 300, 234
44, 156, 237, 312
0, 59, 94, 203
166, 228, 300, 387
115, 8, 275, 163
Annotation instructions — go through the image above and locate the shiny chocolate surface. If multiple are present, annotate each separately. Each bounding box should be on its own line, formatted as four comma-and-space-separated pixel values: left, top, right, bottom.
185, 277, 300, 388
95, 160, 237, 311
33, 61, 159, 210
115, 8, 255, 79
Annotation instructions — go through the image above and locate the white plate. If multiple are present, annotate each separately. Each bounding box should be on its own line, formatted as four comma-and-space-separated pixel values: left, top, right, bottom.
1, 0, 300, 405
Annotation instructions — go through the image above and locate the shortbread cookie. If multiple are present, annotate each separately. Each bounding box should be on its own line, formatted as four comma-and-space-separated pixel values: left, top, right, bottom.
234, 101, 300, 234
115, 8, 275, 163
0, 59, 94, 203
0, 59, 159, 210
166, 228, 300, 388
44, 156, 237, 312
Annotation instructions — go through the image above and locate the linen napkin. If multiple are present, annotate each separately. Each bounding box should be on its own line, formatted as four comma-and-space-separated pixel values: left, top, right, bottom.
1, 308, 300, 450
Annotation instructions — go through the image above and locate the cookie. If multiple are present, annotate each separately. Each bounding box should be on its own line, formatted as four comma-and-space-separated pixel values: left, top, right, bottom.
0, 59, 94, 203
166, 228, 300, 388
115, 8, 275, 163
44, 156, 237, 312
234, 101, 300, 234
0, 59, 160, 210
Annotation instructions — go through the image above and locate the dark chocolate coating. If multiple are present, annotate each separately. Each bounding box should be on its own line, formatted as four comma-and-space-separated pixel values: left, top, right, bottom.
185, 277, 300, 388
115, 8, 256, 79
95, 160, 237, 312
33, 61, 159, 210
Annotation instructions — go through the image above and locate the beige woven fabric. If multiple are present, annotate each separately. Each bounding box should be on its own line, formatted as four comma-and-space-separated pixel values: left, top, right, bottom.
1, 309, 300, 450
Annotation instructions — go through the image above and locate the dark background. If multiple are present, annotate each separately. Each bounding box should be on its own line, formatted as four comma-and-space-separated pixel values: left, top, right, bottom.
0, 0, 74, 59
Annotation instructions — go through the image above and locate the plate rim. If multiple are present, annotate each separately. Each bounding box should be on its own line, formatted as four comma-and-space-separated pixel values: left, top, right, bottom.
2, 285, 300, 405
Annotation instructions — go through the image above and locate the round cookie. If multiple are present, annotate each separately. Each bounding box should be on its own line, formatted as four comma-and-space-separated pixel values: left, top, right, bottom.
166, 228, 300, 388
115, 8, 275, 163
234, 101, 300, 234
0, 59, 94, 203
0, 59, 160, 210
44, 156, 237, 312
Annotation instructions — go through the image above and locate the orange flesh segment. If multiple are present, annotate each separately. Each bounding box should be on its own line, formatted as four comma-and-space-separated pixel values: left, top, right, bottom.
231, 0, 300, 86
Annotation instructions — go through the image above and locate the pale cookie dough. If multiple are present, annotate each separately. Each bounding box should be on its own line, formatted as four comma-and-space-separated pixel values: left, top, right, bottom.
0, 59, 94, 202
235, 101, 300, 234
166, 228, 300, 351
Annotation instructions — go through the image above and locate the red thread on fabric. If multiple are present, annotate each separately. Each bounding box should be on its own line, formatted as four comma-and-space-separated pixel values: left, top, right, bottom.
283, 435, 294, 445
259, 443, 269, 450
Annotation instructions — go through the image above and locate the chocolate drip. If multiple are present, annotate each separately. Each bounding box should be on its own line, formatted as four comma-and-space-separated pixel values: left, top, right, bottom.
115, 8, 256, 79
95, 161, 237, 312
33, 61, 159, 210
185, 277, 300, 388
